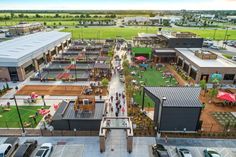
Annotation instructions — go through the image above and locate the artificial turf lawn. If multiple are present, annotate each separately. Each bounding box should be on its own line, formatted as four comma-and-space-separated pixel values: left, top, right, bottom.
130, 67, 178, 107
0, 106, 49, 128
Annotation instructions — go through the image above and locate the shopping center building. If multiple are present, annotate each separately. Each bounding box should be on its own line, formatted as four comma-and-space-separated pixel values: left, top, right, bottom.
175, 48, 236, 84
0, 31, 71, 81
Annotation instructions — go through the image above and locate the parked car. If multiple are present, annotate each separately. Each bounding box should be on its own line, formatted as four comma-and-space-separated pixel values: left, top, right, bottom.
35, 143, 53, 157
204, 148, 221, 157
14, 140, 37, 157
210, 45, 220, 50
176, 147, 192, 157
232, 56, 236, 61
152, 144, 170, 157
0, 137, 19, 157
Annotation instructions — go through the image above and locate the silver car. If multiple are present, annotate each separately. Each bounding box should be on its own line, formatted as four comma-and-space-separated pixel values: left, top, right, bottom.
176, 147, 193, 157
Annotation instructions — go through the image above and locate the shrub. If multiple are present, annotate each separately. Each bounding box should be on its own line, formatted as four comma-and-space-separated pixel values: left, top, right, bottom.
101, 78, 109, 87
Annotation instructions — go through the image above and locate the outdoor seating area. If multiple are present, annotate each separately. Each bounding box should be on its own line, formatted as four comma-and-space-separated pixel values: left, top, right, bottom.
0, 106, 50, 128
129, 63, 179, 108
212, 112, 236, 131
30, 39, 114, 82
16, 85, 108, 96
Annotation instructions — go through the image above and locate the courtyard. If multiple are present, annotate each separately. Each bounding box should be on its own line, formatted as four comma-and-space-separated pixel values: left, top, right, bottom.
129, 65, 178, 108
0, 106, 49, 128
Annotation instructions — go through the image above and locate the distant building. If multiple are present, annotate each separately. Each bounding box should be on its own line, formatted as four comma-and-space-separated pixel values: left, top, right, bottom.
199, 14, 215, 19
227, 16, 236, 22
133, 31, 203, 48
9, 22, 43, 36
0, 31, 71, 82
160, 31, 204, 48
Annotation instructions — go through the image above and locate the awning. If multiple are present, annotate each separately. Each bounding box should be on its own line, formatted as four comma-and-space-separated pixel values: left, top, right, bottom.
184, 61, 190, 65
178, 56, 183, 60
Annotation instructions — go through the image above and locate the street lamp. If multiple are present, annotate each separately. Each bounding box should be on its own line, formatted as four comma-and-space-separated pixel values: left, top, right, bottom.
10, 95, 25, 134
41, 95, 46, 106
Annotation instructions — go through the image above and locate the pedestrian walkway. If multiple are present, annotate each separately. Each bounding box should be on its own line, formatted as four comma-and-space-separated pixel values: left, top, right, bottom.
103, 42, 130, 152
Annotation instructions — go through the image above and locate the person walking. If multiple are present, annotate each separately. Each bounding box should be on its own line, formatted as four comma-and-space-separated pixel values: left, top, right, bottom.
165, 135, 168, 144
121, 106, 125, 115
110, 96, 113, 102
111, 106, 114, 113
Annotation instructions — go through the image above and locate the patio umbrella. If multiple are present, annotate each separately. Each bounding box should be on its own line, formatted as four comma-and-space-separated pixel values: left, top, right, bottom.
135, 56, 146, 61
217, 91, 236, 102
210, 73, 223, 83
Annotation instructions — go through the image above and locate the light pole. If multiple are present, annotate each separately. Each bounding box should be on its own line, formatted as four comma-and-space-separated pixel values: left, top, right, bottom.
156, 96, 166, 141
41, 95, 46, 106
10, 95, 25, 133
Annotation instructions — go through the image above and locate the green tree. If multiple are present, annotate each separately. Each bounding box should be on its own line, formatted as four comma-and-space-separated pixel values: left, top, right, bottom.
199, 80, 207, 96
10, 12, 14, 18
55, 13, 60, 18
122, 59, 129, 69
209, 88, 218, 100
108, 51, 113, 57
101, 78, 109, 87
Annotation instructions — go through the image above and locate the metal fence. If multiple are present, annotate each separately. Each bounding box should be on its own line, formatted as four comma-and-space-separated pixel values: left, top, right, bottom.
0, 128, 99, 137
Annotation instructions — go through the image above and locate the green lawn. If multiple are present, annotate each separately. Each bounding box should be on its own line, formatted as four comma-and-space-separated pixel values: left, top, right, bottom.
62, 27, 158, 40
61, 27, 236, 40
130, 66, 178, 108
0, 106, 49, 128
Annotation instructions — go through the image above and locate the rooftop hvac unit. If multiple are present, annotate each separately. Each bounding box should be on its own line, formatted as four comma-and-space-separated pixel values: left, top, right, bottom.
83, 99, 89, 105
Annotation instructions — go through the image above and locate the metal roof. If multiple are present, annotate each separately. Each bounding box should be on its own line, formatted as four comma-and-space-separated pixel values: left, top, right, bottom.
94, 63, 110, 69
145, 87, 202, 107
0, 31, 71, 67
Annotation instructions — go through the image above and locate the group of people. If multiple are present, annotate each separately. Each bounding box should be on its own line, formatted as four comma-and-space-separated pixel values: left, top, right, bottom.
109, 91, 126, 117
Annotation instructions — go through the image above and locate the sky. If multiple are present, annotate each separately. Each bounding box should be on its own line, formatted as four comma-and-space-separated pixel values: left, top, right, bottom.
0, 0, 236, 10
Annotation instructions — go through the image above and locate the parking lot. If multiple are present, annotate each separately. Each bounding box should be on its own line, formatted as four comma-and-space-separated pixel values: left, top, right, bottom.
0, 137, 236, 157
150, 145, 236, 157
30, 144, 84, 157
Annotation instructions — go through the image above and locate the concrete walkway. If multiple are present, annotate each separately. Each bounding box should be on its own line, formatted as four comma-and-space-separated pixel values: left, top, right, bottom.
105, 42, 129, 153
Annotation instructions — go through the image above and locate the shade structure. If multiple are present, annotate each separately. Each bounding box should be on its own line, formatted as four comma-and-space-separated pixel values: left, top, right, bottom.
135, 56, 147, 61
217, 91, 236, 102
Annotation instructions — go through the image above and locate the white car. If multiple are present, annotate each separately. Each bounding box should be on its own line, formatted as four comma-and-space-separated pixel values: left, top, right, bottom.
176, 147, 193, 157
204, 148, 221, 157
232, 56, 236, 61
35, 143, 53, 157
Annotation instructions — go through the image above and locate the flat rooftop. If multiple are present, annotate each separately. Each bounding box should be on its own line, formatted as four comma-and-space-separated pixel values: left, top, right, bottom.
0, 31, 71, 67
145, 87, 202, 107
176, 48, 236, 68
52, 101, 105, 120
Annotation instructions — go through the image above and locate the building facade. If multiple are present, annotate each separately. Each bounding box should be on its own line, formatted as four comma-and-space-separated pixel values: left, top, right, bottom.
0, 31, 71, 82
175, 48, 236, 84
144, 87, 202, 132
